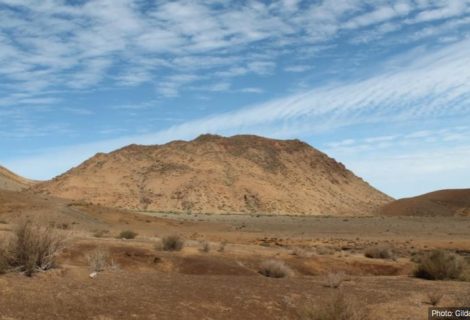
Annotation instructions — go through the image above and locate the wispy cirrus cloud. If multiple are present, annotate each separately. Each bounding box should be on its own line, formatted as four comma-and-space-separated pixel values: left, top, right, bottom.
1, 0, 469, 103
5, 38, 470, 194
1, 0, 470, 197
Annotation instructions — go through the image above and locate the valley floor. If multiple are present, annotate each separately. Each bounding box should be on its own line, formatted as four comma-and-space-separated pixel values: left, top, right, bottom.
0, 193, 469, 319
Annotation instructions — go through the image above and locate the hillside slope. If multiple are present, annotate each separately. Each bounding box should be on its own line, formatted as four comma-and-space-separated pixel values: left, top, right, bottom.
34, 134, 392, 215
0, 166, 35, 191
380, 189, 470, 217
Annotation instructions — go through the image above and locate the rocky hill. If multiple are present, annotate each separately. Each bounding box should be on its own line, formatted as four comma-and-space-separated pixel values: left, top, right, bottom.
34, 134, 392, 215
0, 166, 35, 191
380, 189, 470, 217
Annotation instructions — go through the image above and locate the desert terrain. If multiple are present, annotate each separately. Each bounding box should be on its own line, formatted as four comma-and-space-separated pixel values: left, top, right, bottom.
34, 135, 391, 215
0, 166, 34, 192
0, 136, 469, 320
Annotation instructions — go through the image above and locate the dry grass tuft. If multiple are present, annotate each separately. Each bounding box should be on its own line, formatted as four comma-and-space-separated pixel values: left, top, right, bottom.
297, 292, 369, 320
93, 230, 109, 238
414, 250, 466, 280
426, 292, 443, 306
199, 241, 210, 253
0, 220, 67, 276
162, 235, 184, 251
316, 246, 334, 256
259, 259, 293, 278
324, 272, 346, 288
0, 237, 11, 274
118, 230, 138, 239
291, 247, 313, 258
364, 245, 395, 260
217, 241, 227, 253
87, 248, 110, 272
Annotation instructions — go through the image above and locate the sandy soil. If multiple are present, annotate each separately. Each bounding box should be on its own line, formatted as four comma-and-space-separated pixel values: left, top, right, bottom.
0, 192, 469, 319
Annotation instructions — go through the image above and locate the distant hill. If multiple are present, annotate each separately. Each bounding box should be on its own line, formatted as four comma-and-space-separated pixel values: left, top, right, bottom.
34, 134, 392, 215
0, 166, 35, 191
380, 189, 470, 217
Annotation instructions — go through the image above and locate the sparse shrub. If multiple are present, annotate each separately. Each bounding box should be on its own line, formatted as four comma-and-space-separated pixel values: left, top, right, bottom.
364, 245, 395, 260
93, 229, 109, 238
162, 235, 184, 251
118, 230, 138, 240
291, 247, 308, 257
297, 292, 369, 320
316, 246, 334, 255
324, 272, 346, 289
414, 250, 466, 280
259, 259, 293, 278
0, 238, 11, 274
87, 248, 110, 272
217, 241, 227, 253
199, 241, 210, 253
57, 223, 70, 230
291, 247, 313, 258
426, 292, 443, 306
3, 220, 67, 276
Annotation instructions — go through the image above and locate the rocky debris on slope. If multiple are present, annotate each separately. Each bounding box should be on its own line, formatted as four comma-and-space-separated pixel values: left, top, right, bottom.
34, 134, 392, 215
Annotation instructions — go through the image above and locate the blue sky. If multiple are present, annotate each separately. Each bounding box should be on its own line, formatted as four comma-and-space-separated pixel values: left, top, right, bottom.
1, 0, 469, 198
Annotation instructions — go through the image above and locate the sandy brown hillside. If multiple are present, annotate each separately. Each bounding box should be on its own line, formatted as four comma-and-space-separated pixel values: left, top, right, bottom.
0, 166, 35, 191
380, 189, 470, 217
34, 134, 392, 215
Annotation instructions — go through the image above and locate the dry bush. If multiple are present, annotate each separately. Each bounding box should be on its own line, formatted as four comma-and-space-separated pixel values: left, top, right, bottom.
87, 248, 110, 272
259, 259, 294, 278
364, 245, 395, 260
93, 229, 109, 238
426, 292, 443, 306
414, 250, 466, 280
4, 220, 67, 276
217, 241, 227, 253
0, 237, 11, 274
291, 247, 312, 258
297, 292, 369, 320
162, 235, 184, 251
199, 241, 210, 253
316, 246, 334, 256
56, 223, 70, 230
324, 272, 346, 289
118, 230, 138, 239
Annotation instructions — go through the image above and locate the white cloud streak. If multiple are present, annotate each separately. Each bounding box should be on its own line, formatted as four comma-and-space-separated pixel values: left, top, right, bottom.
4, 39, 470, 194
0, 0, 469, 102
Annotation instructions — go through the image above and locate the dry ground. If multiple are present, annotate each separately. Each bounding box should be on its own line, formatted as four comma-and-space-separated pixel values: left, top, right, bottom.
0, 191, 469, 320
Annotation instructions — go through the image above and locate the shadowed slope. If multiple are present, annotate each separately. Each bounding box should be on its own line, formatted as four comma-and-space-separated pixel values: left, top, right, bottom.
380, 189, 470, 217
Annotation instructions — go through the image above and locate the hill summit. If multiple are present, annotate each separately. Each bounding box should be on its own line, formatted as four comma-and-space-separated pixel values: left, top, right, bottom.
380, 189, 470, 217
34, 134, 392, 215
